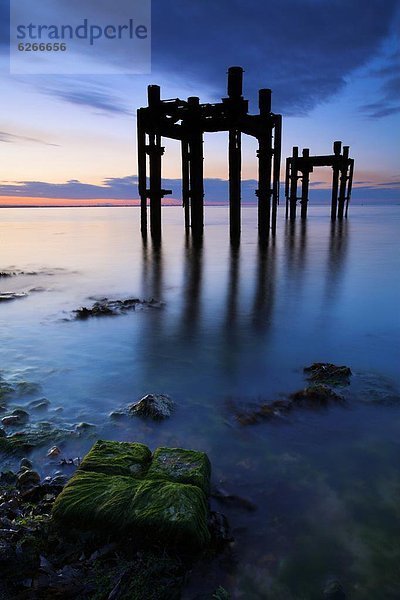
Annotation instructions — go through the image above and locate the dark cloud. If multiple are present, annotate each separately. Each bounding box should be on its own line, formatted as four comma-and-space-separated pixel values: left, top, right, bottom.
3, 0, 399, 116
42, 87, 132, 116
0, 130, 59, 146
151, 0, 400, 114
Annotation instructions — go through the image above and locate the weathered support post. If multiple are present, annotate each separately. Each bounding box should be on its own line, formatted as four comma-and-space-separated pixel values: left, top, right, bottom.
148, 133, 163, 239
289, 146, 298, 220
227, 67, 243, 241
257, 89, 273, 239
345, 158, 354, 218
285, 156, 290, 219
272, 114, 282, 235
147, 85, 163, 239
300, 148, 310, 220
331, 140, 341, 220
137, 108, 147, 235
187, 96, 204, 238
181, 139, 190, 230
229, 128, 241, 241
337, 145, 349, 219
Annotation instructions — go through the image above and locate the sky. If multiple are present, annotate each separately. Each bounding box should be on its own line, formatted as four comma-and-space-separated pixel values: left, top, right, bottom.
0, 0, 399, 206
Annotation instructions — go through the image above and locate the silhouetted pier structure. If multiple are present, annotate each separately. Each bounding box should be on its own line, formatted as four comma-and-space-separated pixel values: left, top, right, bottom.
285, 141, 354, 220
137, 66, 282, 241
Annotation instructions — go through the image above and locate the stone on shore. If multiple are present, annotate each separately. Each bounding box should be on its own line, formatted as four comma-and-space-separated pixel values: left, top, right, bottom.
304, 362, 352, 386
147, 447, 211, 494
52, 440, 211, 548
290, 384, 344, 405
129, 393, 174, 420
79, 440, 151, 477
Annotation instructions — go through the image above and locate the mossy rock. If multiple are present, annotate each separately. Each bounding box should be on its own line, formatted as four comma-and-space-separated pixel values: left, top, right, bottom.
79, 440, 152, 477
132, 479, 210, 548
0, 427, 75, 456
52, 471, 210, 548
52, 471, 140, 532
147, 447, 211, 494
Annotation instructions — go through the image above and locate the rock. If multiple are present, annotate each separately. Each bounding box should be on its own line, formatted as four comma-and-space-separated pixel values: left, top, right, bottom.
73, 297, 163, 319
0, 379, 14, 400
109, 410, 126, 420
0, 425, 75, 456
0, 428, 6, 438
12, 409, 30, 425
304, 363, 352, 386
211, 488, 257, 511
234, 399, 293, 426
28, 398, 50, 411
290, 384, 344, 405
323, 579, 347, 599
1, 415, 21, 427
147, 447, 211, 494
20, 458, 33, 469
129, 393, 174, 420
79, 440, 151, 477
52, 440, 212, 548
75, 422, 96, 433
0, 292, 28, 302
208, 511, 233, 547
17, 469, 41, 489
53, 471, 210, 548
51, 475, 69, 486
14, 381, 42, 396
47, 446, 61, 458
75, 302, 114, 318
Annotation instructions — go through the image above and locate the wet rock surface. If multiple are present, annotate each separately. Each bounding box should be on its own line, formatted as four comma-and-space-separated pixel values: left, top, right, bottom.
0, 292, 28, 302
53, 440, 211, 548
304, 362, 352, 386
73, 297, 164, 319
231, 363, 351, 425
290, 384, 345, 405
0, 440, 231, 598
128, 393, 175, 420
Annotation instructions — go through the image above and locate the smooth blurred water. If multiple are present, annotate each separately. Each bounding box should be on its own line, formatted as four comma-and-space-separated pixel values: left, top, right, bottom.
1, 205, 399, 598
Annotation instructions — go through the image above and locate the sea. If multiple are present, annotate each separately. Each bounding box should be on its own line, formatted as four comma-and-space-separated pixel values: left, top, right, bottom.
1, 204, 399, 598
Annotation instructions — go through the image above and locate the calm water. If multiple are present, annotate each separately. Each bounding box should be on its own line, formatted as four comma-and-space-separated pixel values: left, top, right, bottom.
1, 205, 400, 598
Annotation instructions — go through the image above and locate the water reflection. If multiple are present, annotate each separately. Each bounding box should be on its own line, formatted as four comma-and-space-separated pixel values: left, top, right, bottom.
139, 219, 350, 345
251, 240, 276, 332
181, 235, 204, 336
325, 219, 349, 303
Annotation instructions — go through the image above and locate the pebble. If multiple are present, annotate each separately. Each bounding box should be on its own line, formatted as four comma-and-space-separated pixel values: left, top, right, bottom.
16, 470, 41, 489
47, 446, 61, 458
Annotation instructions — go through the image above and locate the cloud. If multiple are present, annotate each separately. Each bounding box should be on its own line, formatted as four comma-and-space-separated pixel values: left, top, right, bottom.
149, 0, 400, 114
3, 0, 399, 116
0, 174, 399, 204
0, 130, 59, 146
360, 50, 400, 118
42, 86, 133, 116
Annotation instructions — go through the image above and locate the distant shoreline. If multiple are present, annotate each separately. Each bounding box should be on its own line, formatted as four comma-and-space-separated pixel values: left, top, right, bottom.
0, 202, 399, 208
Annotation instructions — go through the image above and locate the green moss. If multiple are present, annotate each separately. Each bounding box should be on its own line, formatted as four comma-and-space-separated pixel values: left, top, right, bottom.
79, 440, 152, 477
53, 441, 212, 549
147, 447, 211, 494
132, 479, 210, 548
52, 471, 141, 532
0, 427, 74, 456
52, 472, 210, 548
